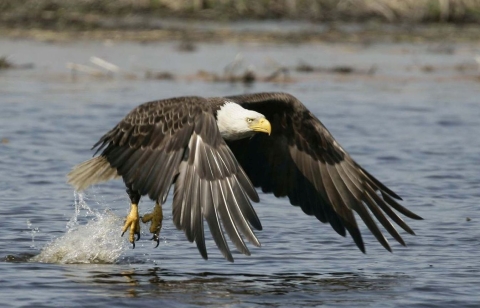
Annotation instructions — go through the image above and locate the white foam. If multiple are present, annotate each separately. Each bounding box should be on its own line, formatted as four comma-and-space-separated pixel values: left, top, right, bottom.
30, 192, 128, 264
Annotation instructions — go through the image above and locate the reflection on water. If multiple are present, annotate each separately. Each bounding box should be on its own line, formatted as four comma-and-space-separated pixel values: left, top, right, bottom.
2, 38, 480, 308
76, 267, 405, 306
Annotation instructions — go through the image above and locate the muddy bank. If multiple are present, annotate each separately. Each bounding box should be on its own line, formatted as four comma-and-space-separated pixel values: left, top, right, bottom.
2, 22, 480, 44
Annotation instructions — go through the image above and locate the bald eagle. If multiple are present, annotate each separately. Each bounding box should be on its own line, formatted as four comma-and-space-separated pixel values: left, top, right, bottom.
68, 92, 422, 262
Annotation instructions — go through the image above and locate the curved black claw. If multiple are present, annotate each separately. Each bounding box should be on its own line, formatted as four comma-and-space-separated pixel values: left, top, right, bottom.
150, 235, 160, 248
121, 231, 138, 249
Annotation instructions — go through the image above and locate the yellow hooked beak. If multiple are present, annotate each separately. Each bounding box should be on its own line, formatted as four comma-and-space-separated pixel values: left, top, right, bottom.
250, 118, 271, 135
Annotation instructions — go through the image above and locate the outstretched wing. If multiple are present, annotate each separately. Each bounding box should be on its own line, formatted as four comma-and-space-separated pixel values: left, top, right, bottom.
226, 92, 422, 253
70, 96, 262, 261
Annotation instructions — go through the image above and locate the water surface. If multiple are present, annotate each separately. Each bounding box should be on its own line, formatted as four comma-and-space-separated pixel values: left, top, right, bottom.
1, 39, 480, 307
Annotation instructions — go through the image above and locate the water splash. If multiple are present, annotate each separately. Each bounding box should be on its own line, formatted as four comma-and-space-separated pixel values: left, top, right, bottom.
26, 219, 39, 249
30, 191, 128, 264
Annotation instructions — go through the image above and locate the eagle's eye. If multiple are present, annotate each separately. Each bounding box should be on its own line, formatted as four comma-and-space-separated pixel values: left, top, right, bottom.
247, 118, 254, 123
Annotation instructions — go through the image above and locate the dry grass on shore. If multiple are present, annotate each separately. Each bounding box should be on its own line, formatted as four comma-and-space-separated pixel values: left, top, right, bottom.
0, 0, 479, 27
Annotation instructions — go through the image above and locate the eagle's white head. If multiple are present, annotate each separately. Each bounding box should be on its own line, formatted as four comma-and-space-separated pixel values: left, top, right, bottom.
216, 102, 271, 141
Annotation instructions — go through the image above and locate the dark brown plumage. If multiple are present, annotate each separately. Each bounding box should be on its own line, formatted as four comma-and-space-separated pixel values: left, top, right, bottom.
84, 96, 262, 261
225, 93, 422, 254
68, 92, 422, 262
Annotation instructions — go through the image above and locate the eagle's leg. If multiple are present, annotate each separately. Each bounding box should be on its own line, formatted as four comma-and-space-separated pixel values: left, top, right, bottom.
141, 201, 163, 248
121, 188, 141, 248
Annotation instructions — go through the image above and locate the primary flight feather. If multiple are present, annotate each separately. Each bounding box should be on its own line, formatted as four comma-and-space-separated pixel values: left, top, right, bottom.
68, 92, 422, 262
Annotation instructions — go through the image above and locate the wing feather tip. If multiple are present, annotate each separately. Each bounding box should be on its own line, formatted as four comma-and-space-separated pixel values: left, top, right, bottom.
394, 235, 406, 247
412, 214, 424, 221
381, 240, 392, 252
199, 251, 208, 260
351, 232, 366, 253
354, 237, 366, 254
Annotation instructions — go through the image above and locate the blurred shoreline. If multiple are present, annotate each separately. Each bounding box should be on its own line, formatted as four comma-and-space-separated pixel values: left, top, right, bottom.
2, 21, 480, 44
0, 0, 480, 43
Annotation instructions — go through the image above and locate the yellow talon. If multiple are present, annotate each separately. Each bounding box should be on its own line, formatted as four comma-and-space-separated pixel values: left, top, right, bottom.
141, 202, 163, 247
122, 203, 140, 248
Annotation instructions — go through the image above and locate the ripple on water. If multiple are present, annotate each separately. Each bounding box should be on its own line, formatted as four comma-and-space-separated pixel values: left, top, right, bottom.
2, 39, 480, 308
75, 267, 408, 307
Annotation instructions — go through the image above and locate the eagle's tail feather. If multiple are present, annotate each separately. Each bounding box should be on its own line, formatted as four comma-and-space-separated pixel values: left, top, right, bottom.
67, 156, 119, 191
